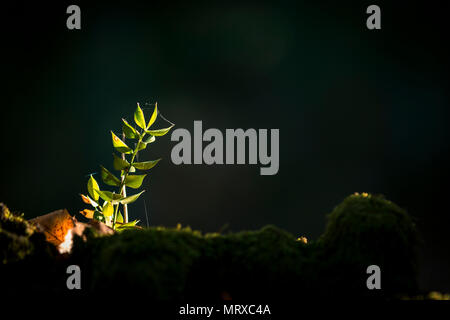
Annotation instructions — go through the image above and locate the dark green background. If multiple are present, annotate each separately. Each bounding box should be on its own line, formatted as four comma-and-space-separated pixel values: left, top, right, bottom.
1, 1, 449, 291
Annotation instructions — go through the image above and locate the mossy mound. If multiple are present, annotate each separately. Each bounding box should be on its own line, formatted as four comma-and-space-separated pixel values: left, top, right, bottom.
0, 203, 61, 293
194, 225, 311, 300
317, 193, 420, 297
0, 203, 37, 264
70, 225, 311, 300
71, 225, 205, 299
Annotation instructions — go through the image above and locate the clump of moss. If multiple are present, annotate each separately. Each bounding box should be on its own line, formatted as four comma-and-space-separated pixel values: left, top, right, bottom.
318, 193, 420, 297
0, 203, 62, 294
193, 225, 311, 300
70, 225, 312, 300
71, 225, 205, 299
402, 291, 450, 300
0, 203, 36, 264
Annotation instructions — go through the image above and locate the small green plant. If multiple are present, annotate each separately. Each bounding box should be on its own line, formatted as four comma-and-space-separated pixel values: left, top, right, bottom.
80, 102, 174, 231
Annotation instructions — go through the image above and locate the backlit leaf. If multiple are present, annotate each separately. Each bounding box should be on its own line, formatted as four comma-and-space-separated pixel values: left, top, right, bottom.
122, 119, 138, 139
116, 210, 124, 224
124, 174, 147, 189
143, 135, 155, 144
113, 153, 130, 171
93, 210, 105, 223
111, 131, 132, 154
116, 220, 139, 230
133, 159, 161, 170
146, 103, 158, 129
95, 190, 123, 203
88, 175, 100, 201
119, 190, 145, 205
136, 140, 147, 151
146, 125, 174, 136
125, 219, 139, 227
100, 165, 121, 187
134, 103, 146, 129
103, 201, 114, 217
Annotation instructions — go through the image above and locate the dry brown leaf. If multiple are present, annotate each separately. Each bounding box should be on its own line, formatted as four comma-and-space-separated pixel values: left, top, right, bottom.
80, 194, 91, 205
79, 209, 95, 219
29, 209, 114, 253
29, 209, 75, 246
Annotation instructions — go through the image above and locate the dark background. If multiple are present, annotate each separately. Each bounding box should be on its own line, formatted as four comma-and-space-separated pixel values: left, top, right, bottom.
1, 1, 449, 292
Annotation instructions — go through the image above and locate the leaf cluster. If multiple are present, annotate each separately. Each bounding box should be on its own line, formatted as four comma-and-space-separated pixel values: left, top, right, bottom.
80, 103, 174, 230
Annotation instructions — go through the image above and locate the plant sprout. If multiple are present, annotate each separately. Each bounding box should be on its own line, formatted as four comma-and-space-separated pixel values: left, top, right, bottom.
80, 102, 174, 231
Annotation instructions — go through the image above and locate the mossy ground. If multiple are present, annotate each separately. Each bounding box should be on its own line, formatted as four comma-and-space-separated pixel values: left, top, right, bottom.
70, 225, 311, 300
0, 203, 62, 293
317, 193, 421, 298
0, 194, 428, 300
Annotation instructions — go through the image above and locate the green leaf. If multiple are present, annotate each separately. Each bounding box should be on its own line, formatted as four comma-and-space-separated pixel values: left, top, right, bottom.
116, 210, 124, 224
125, 220, 139, 227
134, 103, 146, 129
135, 132, 155, 152
136, 140, 147, 151
146, 103, 158, 129
113, 153, 130, 171
124, 174, 147, 189
146, 125, 174, 136
103, 201, 114, 217
133, 159, 161, 170
122, 119, 138, 139
111, 131, 132, 154
143, 135, 155, 144
95, 190, 124, 203
116, 220, 139, 231
119, 190, 145, 205
100, 166, 121, 187
95, 190, 113, 201
88, 175, 100, 201
122, 220, 139, 227
93, 210, 105, 223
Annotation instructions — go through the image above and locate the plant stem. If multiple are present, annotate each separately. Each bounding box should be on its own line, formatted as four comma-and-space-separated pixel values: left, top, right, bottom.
112, 131, 146, 229
121, 133, 128, 224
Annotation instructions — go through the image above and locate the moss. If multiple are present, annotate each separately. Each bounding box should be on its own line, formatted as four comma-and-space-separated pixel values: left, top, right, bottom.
0, 203, 35, 264
317, 193, 420, 297
0, 194, 422, 299
0, 203, 62, 294
69, 195, 421, 300
71, 225, 205, 299
188, 225, 312, 300
402, 291, 450, 300
69, 225, 312, 300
